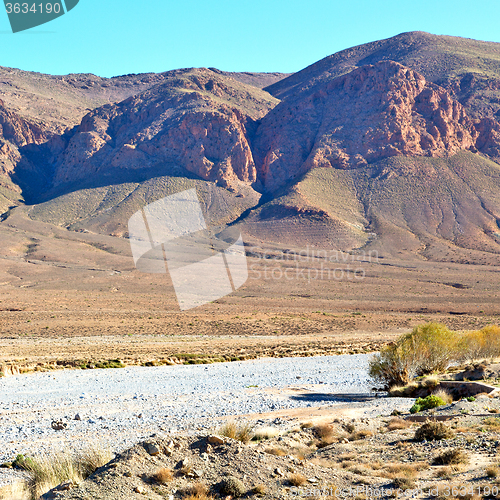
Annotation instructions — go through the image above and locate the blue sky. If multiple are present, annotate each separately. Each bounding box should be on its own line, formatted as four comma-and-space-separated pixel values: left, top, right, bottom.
1, 0, 500, 77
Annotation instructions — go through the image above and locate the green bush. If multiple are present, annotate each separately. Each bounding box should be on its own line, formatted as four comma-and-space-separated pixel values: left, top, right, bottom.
369, 323, 458, 387
410, 395, 446, 414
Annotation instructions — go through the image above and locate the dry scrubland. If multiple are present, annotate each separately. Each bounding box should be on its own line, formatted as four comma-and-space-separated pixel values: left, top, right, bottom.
1, 205, 500, 500
1, 210, 500, 374
4, 396, 500, 500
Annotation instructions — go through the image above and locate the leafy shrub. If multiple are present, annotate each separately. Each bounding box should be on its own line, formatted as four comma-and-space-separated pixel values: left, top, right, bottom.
458, 325, 500, 362
369, 323, 458, 387
414, 421, 455, 441
410, 395, 446, 414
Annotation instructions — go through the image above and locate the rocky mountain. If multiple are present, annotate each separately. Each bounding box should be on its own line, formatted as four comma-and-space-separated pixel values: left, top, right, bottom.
2, 31, 500, 263
254, 61, 482, 191
49, 68, 278, 194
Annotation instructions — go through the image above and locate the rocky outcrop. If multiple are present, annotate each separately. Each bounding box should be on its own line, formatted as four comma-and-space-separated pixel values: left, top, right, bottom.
0, 98, 48, 182
0, 98, 47, 148
254, 62, 483, 191
52, 70, 278, 189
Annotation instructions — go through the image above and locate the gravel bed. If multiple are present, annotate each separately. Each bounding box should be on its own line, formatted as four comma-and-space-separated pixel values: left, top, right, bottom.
0, 354, 412, 485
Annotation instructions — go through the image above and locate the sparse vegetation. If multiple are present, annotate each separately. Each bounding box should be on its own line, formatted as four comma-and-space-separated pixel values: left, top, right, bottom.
433, 449, 469, 465
415, 421, 455, 441
387, 417, 411, 431
251, 484, 266, 495
17, 445, 113, 500
369, 323, 500, 388
152, 467, 174, 484
218, 421, 254, 444
218, 476, 246, 498
264, 446, 287, 457
410, 394, 447, 413
289, 473, 307, 486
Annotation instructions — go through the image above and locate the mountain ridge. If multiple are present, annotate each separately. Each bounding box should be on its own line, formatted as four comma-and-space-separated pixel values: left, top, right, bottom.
2, 32, 500, 264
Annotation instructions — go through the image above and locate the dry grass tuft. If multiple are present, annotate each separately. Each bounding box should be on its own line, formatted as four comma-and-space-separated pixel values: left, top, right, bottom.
432, 388, 454, 404
486, 466, 500, 478
264, 447, 287, 457
421, 375, 440, 388
350, 429, 374, 441
218, 421, 254, 444
0, 482, 28, 500
18, 445, 113, 500
251, 484, 266, 495
392, 477, 416, 490
435, 466, 453, 479
483, 417, 500, 429
313, 423, 338, 447
289, 473, 307, 486
252, 427, 279, 441
152, 467, 173, 484
387, 417, 411, 431
185, 483, 214, 499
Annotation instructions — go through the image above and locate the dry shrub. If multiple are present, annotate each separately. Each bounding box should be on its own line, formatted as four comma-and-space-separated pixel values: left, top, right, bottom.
349, 465, 371, 476
483, 417, 500, 429
415, 421, 455, 441
186, 483, 214, 499
218, 421, 254, 444
432, 388, 454, 404
152, 467, 173, 484
289, 473, 307, 486
290, 445, 309, 461
384, 463, 419, 478
314, 423, 335, 439
435, 466, 453, 479
350, 430, 374, 441
392, 477, 416, 490
265, 447, 287, 457
252, 427, 279, 441
487, 466, 500, 478
338, 453, 357, 462
421, 375, 440, 388
387, 418, 411, 431
458, 325, 500, 362
218, 476, 246, 498
433, 449, 469, 465
180, 464, 193, 476
340, 461, 356, 469
301, 422, 314, 429
313, 423, 338, 447
251, 484, 266, 495
309, 457, 335, 468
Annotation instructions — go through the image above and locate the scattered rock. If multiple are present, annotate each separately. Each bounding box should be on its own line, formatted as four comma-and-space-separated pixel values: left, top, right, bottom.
208, 435, 226, 445
144, 443, 160, 456
51, 420, 67, 431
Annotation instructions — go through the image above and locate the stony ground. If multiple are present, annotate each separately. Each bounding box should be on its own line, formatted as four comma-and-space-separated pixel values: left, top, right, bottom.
3, 393, 500, 500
